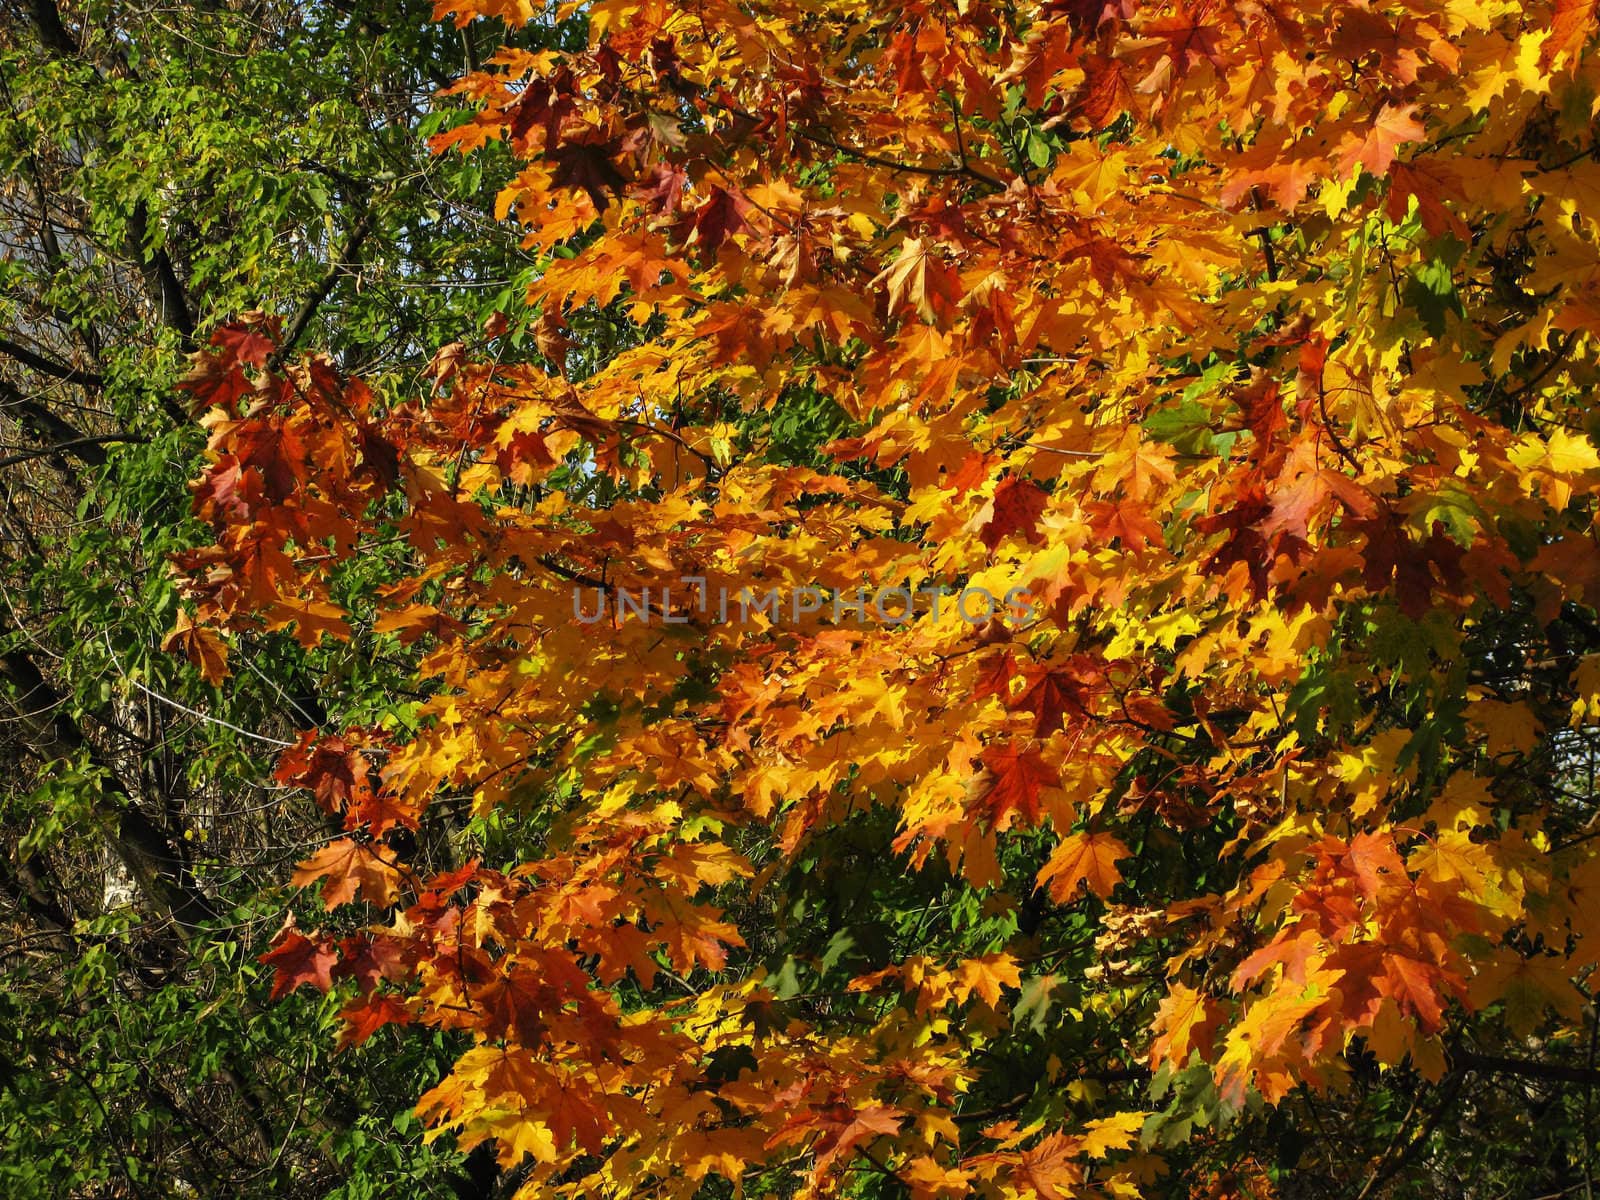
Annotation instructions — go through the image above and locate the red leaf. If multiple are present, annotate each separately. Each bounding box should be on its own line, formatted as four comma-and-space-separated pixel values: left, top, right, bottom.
680, 185, 750, 252
979, 744, 1059, 830
1386, 161, 1469, 241
338, 992, 411, 1048
508, 69, 577, 148
1382, 954, 1446, 1032
259, 928, 338, 1000
980, 476, 1049, 550
974, 651, 1019, 701
1012, 659, 1100, 735
634, 163, 687, 215
1076, 55, 1136, 127
332, 934, 410, 992
549, 136, 627, 211
275, 732, 369, 815
1258, 464, 1376, 542
1544, 0, 1599, 70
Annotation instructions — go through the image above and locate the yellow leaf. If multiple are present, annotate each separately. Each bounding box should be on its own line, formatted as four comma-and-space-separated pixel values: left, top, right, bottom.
1078, 1110, 1147, 1159
1148, 982, 1218, 1069
1421, 771, 1495, 832
876, 237, 963, 324
1408, 829, 1495, 894
161, 609, 230, 686
957, 953, 1023, 1009
1037, 832, 1130, 901
1465, 697, 1541, 757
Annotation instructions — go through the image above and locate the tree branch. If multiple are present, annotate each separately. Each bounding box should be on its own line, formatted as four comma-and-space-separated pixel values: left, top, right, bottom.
0, 632, 215, 927
1457, 1049, 1600, 1087
28, 0, 77, 56
269, 206, 377, 369
0, 434, 148, 470
0, 382, 109, 467
0, 336, 104, 388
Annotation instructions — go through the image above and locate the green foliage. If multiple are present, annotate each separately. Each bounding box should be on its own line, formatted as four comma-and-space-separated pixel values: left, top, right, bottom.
0, 1, 575, 1195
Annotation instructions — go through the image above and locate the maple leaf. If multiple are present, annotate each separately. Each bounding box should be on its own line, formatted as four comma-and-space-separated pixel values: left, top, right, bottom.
1037, 831, 1129, 901
473, 967, 555, 1043
418, 860, 480, 901
1075, 55, 1136, 127
1509, 428, 1600, 508
1353, 511, 1466, 618
652, 839, 752, 893
1094, 428, 1175, 502
356, 422, 401, 488
975, 651, 1019, 702
264, 595, 353, 648
768, 1099, 903, 1174
979, 476, 1049, 550
331, 933, 409, 992
977, 744, 1060, 830
1258, 463, 1376, 541
275, 732, 368, 814
178, 351, 250, 415
259, 926, 337, 1000
877, 238, 964, 324
1062, 232, 1146, 290
507, 69, 577, 147
1012, 657, 1102, 735
292, 838, 402, 908
1046, 0, 1137, 31
213, 322, 276, 369
1337, 104, 1425, 180
957, 953, 1022, 1008
372, 603, 467, 646
1086, 498, 1164, 551
1468, 952, 1586, 1037
1007, 1132, 1083, 1200
652, 902, 746, 973
1221, 155, 1325, 211
338, 991, 412, 1048
229, 416, 308, 502
945, 451, 994, 496
424, 340, 465, 391
1407, 829, 1494, 895
191, 457, 255, 523
1078, 1110, 1147, 1159
544, 1074, 610, 1155
1142, 9, 1226, 75
161, 609, 229, 685
1344, 831, 1407, 904
1387, 161, 1470, 241
1149, 982, 1219, 1068
1380, 954, 1448, 1033
899, 1155, 973, 1200
634, 163, 687, 214
548, 136, 627, 211
1544, 0, 1599, 69
679, 185, 751, 253
1230, 929, 1323, 991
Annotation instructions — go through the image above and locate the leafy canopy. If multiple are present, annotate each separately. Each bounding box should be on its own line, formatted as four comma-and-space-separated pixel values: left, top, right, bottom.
179, 0, 1600, 1196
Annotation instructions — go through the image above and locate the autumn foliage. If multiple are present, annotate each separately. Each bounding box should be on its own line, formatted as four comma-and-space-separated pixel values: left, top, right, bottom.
173, 0, 1600, 1195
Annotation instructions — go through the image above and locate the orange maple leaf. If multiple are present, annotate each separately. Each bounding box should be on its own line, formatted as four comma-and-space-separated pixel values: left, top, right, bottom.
1337, 103, 1425, 179
877, 238, 964, 324
978, 744, 1060, 831
292, 838, 402, 909
1037, 831, 1129, 901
